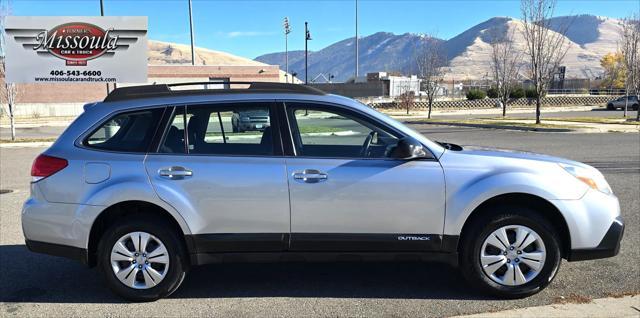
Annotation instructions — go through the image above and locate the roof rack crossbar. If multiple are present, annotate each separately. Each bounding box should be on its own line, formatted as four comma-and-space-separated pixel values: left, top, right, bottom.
103, 81, 325, 102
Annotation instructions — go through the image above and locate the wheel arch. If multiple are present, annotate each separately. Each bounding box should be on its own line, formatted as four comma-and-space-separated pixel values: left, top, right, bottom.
87, 200, 194, 267
457, 193, 571, 259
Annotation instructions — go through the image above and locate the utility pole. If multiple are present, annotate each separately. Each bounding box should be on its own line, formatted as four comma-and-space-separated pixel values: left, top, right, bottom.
188, 0, 195, 65
283, 17, 291, 83
305, 22, 312, 84
355, 0, 359, 79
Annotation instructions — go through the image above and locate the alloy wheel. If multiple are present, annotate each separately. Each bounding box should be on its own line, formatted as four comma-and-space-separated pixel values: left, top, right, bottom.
479, 225, 546, 286
110, 231, 170, 289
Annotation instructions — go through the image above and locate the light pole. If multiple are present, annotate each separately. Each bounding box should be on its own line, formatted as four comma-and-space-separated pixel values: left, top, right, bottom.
355, 0, 359, 79
99, 0, 110, 94
305, 22, 312, 84
188, 0, 196, 65
283, 17, 291, 83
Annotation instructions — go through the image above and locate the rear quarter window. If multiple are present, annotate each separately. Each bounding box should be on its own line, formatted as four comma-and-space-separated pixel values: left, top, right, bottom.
84, 108, 165, 153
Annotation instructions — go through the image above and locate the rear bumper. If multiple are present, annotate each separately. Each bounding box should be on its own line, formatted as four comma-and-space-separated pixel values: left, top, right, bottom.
25, 239, 89, 265
21, 185, 102, 251
568, 216, 624, 261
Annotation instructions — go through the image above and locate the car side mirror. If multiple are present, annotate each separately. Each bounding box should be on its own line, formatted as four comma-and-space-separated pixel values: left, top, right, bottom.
387, 137, 429, 160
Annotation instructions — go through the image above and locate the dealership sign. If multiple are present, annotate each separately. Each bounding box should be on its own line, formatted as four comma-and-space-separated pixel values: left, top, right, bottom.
4, 16, 147, 83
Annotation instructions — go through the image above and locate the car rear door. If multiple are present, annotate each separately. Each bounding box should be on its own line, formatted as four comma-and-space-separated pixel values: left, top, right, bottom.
281, 101, 446, 252
144, 102, 290, 253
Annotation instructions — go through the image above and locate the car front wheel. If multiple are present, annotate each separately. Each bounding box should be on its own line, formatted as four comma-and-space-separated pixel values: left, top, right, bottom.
459, 207, 562, 298
97, 216, 188, 302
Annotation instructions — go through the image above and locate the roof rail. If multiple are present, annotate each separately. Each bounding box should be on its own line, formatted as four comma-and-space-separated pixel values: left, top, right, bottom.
103, 81, 325, 102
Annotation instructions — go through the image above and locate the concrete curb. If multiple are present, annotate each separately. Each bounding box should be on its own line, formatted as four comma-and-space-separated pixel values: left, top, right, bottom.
453, 295, 640, 318
0, 141, 54, 148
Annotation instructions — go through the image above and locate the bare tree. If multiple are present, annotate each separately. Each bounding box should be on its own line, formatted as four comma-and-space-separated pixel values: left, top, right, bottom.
415, 36, 446, 119
0, 1, 18, 140
489, 25, 522, 117
520, 0, 570, 124
619, 14, 640, 121
395, 90, 415, 115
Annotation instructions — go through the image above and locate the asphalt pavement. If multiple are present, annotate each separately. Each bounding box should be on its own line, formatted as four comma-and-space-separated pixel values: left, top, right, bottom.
0, 124, 638, 317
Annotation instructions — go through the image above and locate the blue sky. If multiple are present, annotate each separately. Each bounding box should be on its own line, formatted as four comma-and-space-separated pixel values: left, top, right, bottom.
10, 0, 640, 59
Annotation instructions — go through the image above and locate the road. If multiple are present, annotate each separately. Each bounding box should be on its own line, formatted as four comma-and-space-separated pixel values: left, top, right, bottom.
0, 124, 638, 317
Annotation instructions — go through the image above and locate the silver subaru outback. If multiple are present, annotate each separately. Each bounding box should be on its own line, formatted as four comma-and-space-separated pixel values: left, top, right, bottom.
22, 82, 624, 301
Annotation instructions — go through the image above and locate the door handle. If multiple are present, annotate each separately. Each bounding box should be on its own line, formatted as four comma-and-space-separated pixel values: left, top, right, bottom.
158, 166, 193, 179
293, 169, 328, 183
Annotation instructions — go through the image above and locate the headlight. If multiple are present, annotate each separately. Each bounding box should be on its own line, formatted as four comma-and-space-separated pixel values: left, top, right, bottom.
240, 116, 250, 122
559, 163, 612, 195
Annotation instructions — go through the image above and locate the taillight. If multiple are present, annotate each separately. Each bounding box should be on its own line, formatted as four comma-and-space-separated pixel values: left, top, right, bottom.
31, 154, 68, 182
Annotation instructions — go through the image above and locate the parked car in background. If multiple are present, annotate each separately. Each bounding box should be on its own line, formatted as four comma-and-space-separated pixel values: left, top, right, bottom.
231, 109, 270, 132
607, 96, 639, 110
23, 82, 623, 301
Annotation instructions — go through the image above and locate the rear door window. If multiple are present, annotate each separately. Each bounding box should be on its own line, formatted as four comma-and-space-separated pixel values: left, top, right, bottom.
159, 103, 275, 156
84, 108, 164, 152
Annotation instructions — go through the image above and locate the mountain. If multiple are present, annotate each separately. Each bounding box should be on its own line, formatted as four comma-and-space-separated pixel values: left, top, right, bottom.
149, 40, 265, 66
148, 40, 299, 82
255, 15, 623, 81
255, 32, 443, 82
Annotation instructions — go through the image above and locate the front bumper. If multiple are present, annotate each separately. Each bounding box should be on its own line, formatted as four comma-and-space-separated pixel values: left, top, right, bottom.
568, 216, 624, 261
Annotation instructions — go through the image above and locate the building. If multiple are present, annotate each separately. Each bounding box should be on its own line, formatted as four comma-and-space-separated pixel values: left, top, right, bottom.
1, 64, 281, 117
310, 72, 423, 98
367, 72, 422, 97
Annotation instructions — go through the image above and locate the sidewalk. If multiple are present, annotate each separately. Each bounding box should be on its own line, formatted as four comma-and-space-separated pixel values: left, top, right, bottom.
455, 295, 640, 318
379, 105, 600, 118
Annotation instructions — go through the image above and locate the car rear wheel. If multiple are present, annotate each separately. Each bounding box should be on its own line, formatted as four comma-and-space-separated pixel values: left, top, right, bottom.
633, 104, 639, 111
97, 216, 188, 302
459, 207, 562, 298
606, 103, 615, 110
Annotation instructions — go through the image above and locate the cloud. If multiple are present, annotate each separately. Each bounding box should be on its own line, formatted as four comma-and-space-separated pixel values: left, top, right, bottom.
218, 31, 276, 38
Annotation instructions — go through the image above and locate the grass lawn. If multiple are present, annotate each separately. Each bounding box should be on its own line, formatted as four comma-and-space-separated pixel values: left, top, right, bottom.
413, 118, 575, 130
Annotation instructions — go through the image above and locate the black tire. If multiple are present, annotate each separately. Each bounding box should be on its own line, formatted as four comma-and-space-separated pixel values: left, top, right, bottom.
606, 103, 614, 110
97, 215, 188, 302
632, 104, 639, 111
459, 206, 562, 298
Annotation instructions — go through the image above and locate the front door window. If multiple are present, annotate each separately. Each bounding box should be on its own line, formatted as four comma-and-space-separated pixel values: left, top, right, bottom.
287, 103, 400, 158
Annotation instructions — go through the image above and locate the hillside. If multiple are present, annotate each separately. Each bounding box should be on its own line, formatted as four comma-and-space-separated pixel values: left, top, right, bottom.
255, 15, 623, 81
148, 40, 299, 82
256, 32, 442, 82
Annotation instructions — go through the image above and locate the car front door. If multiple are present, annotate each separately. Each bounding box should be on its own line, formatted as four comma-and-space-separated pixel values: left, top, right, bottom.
145, 102, 290, 253
282, 102, 446, 252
